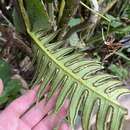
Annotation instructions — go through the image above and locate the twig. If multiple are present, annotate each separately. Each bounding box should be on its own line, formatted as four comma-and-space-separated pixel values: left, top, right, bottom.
90, 0, 99, 11
0, 10, 14, 27
80, 1, 110, 22
80, 0, 117, 41
102, 28, 107, 44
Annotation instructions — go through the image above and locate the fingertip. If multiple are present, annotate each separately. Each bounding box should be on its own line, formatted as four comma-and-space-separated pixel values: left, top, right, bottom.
63, 100, 69, 110
59, 100, 69, 116
33, 85, 39, 92
0, 79, 4, 95
58, 123, 71, 130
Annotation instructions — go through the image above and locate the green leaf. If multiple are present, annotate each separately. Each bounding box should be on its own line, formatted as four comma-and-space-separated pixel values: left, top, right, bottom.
17, 0, 51, 32
0, 59, 11, 84
115, 52, 130, 62
122, 4, 130, 19
0, 80, 21, 105
68, 18, 83, 47
105, 14, 122, 28
127, 48, 130, 52
108, 64, 129, 80
12, 8, 26, 33
68, 18, 81, 27
12, 0, 27, 33
0, 59, 21, 105
115, 26, 130, 34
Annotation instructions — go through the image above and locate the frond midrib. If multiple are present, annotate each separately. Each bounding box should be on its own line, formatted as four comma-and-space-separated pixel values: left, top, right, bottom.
28, 30, 125, 111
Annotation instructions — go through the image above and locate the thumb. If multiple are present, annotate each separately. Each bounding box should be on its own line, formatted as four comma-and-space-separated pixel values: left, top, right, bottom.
0, 79, 4, 95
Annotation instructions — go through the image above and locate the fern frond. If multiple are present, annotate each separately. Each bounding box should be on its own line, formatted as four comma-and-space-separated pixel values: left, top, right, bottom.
17, 0, 130, 130
32, 30, 129, 130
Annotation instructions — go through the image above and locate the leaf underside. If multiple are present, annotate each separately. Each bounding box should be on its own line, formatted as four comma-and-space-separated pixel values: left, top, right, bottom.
18, 0, 130, 130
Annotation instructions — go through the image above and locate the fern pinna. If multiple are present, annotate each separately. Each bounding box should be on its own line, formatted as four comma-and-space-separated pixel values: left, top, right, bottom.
17, 0, 130, 130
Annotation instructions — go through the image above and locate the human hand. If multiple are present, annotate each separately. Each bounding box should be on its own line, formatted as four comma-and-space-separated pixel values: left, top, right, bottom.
0, 79, 71, 130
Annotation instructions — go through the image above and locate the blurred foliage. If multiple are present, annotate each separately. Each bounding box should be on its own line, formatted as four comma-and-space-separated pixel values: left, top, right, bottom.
108, 64, 129, 80
0, 59, 21, 106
